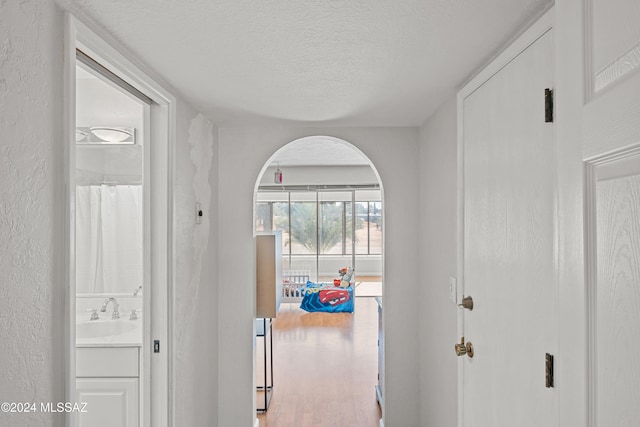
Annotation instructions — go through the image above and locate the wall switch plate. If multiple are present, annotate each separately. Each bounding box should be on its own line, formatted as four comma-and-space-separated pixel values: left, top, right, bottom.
449, 276, 457, 303
195, 202, 203, 224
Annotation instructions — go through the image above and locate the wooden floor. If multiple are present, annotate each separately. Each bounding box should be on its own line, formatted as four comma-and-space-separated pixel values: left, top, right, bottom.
257, 297, 382, 427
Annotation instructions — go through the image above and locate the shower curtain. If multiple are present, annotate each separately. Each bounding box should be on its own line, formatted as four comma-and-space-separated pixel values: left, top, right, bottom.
76, 185, 143, 294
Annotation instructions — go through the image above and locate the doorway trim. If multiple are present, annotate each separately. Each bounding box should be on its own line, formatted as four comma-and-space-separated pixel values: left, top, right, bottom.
252, 135, 386, 425
64, 13, 176, 427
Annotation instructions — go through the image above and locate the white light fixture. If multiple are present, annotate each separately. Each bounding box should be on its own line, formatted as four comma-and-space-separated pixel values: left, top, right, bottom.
90, 127, 134, 143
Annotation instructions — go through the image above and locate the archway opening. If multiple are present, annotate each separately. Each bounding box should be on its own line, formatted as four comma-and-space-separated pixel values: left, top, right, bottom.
253, 135, 384, 425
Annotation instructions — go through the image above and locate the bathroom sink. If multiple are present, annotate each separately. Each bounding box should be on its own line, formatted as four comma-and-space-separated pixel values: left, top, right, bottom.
76, 320, 138, 339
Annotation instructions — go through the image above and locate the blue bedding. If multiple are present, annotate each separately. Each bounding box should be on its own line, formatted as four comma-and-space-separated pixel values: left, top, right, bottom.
300, 281, 354, 313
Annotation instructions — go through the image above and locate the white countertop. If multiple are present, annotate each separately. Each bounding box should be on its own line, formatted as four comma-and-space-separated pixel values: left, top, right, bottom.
75, 316, 142, 347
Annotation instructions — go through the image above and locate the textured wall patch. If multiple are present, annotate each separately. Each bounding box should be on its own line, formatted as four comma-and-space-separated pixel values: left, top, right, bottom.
188, 113, 214, 297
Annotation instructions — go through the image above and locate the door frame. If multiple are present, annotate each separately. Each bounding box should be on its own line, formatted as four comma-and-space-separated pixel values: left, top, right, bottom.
252, 136, 386, 425
456, 8, 555, 427
63, 13, 176, 427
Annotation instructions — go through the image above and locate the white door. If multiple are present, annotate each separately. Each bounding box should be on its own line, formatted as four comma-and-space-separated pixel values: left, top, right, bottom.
580, 1, 640, 425
459, 15, 556, 427
586, 150, 640, 426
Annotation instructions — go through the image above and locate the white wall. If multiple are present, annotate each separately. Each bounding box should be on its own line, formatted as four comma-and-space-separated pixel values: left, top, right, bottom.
217, 127, 420, 426
174, 107, 219, 426
76, 145, 143, 183
0, 2, 220, 426
75, 73, 144, 130
0, 2, 65, 426
259, 164, 378, 186
417, 98, 459, 427
75, 76, 144, 182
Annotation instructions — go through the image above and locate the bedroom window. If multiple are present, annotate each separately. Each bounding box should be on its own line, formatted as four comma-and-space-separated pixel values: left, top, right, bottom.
356, 201, 382, 255
319, 201, 344, 255
256, 189, 382, 262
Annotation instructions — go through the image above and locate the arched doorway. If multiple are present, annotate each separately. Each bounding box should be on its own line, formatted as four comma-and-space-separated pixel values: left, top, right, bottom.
253, 136, 384, 426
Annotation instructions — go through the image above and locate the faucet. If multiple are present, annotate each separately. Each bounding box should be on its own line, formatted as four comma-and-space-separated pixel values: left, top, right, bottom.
100, 297, 120, 319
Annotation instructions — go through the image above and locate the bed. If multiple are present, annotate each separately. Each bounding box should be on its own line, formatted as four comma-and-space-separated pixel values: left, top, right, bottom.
281, 272, 310, 303
299, 281, 355, 313
281, 270, 355, 313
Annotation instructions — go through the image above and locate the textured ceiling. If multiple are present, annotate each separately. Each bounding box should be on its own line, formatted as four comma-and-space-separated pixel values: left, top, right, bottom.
272, 136, 371, 166
62, 0, 551, 127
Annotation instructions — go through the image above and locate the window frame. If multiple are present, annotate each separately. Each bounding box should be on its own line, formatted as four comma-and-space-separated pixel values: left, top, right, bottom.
256, 189, 382, 264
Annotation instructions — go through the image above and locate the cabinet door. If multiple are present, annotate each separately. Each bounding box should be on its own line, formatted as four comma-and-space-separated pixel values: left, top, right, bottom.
77, 378, 139, 427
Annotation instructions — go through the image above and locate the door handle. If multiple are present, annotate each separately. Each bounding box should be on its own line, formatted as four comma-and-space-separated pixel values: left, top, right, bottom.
455, 337, 474, 358
458, 296, 473, 310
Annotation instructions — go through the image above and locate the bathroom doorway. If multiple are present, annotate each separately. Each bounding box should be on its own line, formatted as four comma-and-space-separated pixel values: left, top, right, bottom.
253, 136, 384, 425
74, 53, 147, 427
66, 17, 173, 427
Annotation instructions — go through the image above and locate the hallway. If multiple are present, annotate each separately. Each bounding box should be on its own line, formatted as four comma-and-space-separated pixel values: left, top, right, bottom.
257, 297, 381, 427
7, 1, 636, 425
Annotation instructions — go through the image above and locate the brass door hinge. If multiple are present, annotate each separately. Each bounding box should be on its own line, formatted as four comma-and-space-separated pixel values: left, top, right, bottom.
545, 88, 554, 123
545, 353, 554, 388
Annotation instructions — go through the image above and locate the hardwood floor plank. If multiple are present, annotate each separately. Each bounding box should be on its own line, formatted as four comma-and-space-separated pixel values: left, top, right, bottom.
257, 298, 381, 427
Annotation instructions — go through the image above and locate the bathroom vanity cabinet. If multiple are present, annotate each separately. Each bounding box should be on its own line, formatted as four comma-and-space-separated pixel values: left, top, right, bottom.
76, 346, 140, 427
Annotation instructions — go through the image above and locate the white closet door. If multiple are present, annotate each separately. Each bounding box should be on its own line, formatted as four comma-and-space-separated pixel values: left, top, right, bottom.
459, 19, 557, 427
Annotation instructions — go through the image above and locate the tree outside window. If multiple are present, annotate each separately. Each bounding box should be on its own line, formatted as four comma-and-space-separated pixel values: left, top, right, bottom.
266, 192, 381, 256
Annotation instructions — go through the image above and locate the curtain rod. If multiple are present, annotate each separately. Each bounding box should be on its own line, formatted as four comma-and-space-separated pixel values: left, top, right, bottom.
258, 184, 380, 192
76, 182, 142, 187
